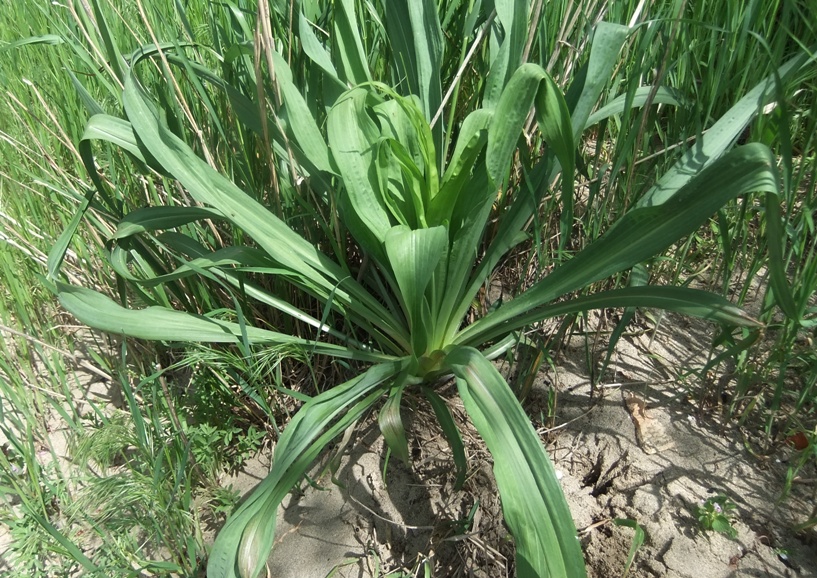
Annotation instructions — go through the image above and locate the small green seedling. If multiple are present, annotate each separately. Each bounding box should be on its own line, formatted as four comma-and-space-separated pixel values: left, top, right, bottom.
697, 495, 738, 539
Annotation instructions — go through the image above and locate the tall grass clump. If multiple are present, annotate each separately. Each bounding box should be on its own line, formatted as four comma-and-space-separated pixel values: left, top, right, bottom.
1, 0, 814, 576
0, 1, 276, 574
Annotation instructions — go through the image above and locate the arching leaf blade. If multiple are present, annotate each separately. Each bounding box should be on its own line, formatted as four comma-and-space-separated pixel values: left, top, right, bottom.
447, 347, 586, 578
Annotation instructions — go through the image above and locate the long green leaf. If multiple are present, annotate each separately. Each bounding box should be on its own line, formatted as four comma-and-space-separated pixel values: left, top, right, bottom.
565, 22, 629, 142
54, 283, 389, 362
113, 207, 223, 239
638, 48, 814, 207
333, 0, 372, 86
446, 347, 586, 578
423, 388, 467, 491
483, 0, 528, 108
584, 86, 683, 129
208, 361, 404, 578
458, 143, 779, 345
469, 285, 761, 346
488, 62, 575, 248
154, 233, 382, 352
379, 376, 411, 464
121, 69, 406, 344
385, 0, 444, 164
328, 87, 393, 258
270, 50, 333, 173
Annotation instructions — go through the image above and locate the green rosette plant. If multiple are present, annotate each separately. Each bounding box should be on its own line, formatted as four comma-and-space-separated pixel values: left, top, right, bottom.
47, 2, 810, 577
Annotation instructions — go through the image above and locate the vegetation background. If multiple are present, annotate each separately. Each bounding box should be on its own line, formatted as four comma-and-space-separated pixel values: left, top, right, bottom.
0, 0, 815, 576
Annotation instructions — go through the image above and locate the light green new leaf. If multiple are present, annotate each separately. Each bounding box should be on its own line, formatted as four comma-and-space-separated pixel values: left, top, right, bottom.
447, 347, 586, 578
385, 225, 447, 355
430, 109, 492, 226
0, 34, 63, 51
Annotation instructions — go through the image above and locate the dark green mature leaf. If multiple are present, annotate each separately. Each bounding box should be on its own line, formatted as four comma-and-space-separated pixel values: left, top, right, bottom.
469, 286, 761, 346
47, 189, 95, 281
333, 0, 371, 86
447, 347, 586, 578
208, 361, 405, 578
54, 283, 379, 359
639, 48, 814, 208
584, 86, 683, 129
153, 233, 378, 350
88, 0, 127, 83
483, 0, 528, 108
270, 50, 333, 174
113, 207, 223, 239
458, 143, 778, 345
487, 63, 571, 187
565, 22, 629, 141
423, 388, 467, 490
298, 11, 343, 86
385, 0, 444, 164
328, 87, 393, 258
122, 69, 406, 344
379, 376, 411, 464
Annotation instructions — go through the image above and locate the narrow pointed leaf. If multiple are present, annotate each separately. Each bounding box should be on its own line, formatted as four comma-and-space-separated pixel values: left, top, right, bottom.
467, 285, 761, 345
122, 70, 404, 339
271, 50, 333, 173
333, 0, 372, 86
423, 388, 467, 491
113, 207, 223, 239
584, 86, 683, 129
565, 22, 629, 141
385, 0, 444, 162
328, 88, 393, 255
638, 48, 814, 207
54, 283, 387, 362
298, 11, 342, 85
